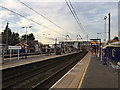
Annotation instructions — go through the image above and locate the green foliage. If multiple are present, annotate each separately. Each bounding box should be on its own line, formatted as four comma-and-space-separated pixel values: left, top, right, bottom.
21, 33, 35, 41
1, 28, 20, 45
28, 33, 35, 40
1, 22, 35, 46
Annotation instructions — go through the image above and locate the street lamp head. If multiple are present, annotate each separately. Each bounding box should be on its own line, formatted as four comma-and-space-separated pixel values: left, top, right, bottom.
21, 27, 25, 28
29, 26, 32, 28
104, 16, 107, 20
21, 26, 32, 28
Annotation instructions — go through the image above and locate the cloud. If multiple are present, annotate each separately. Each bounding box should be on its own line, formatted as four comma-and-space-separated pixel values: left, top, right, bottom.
17, 17, 33, 27
0, 10, 14, 20
0, 1, 118, 44
72, 2, 118, 40
12, 0, 119, 2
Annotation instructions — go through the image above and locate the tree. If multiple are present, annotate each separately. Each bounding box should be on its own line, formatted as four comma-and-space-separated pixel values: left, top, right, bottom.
21, 34, 28, 41
11, 32, 20, 45
28, 33, 35, 40
21, 33, 35, 41
2, 28, 12, 45
1, 28, 20, 45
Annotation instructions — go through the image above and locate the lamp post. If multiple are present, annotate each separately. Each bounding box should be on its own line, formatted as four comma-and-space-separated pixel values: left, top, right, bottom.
104, 16, 107, 44
5, 22, 9, 46
108, 13, 111, 44
22, 26, 32, 59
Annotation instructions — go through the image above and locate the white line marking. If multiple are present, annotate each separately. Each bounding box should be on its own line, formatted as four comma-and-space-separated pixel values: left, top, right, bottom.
49, 53, 87, 89
2, 52, 80, 70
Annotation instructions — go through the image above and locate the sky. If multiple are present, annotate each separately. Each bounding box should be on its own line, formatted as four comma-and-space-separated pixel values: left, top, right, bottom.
0, 0, 119, 44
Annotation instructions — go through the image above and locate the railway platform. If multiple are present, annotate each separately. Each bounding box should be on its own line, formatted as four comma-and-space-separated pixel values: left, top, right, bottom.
0, 51, 79, 70
51, 52, 119, 89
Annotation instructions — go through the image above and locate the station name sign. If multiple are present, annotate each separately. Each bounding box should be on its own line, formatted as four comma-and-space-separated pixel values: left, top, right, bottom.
8, 46, 21, 50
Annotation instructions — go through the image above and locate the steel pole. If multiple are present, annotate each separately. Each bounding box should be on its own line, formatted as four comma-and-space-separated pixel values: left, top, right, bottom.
108, 13, 111, 44
26, 27, 27, 59
104, 16, 107, 44
6, 22, 9, 46
26, 27, 27, 53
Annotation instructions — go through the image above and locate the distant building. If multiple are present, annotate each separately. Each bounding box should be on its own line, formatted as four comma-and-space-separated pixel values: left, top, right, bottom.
17, 40, 43, 53
16, 42, 27, 49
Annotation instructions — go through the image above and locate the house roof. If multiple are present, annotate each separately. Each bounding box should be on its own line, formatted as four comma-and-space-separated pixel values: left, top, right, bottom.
16, 43, 28, 47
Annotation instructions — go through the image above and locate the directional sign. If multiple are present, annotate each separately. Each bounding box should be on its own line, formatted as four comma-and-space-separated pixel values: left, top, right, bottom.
91, 41, 98, 44
8, 46, 21, 50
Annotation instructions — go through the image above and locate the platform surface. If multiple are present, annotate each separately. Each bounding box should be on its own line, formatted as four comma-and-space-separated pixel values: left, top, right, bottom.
1, 51, 79, 70
51, 52, 119, 89
51, 51, 91, 88
81, 55, 118, 88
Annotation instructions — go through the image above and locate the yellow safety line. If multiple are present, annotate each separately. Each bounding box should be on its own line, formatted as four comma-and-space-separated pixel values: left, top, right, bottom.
77, 58, 90, 89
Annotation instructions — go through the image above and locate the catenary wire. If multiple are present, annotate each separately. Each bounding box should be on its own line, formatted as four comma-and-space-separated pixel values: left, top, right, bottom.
0, 5, 66, 37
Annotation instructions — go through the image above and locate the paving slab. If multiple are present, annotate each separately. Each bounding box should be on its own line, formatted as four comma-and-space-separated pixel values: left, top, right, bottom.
81, 55, 119, 88
51, 52, 119, 89
50, 51, 91, 88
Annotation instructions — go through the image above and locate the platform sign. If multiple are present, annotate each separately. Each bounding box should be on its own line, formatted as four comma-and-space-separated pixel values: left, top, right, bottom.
73, 42, 78, 48
8, 46, 21, 61
8, 46, 21, 50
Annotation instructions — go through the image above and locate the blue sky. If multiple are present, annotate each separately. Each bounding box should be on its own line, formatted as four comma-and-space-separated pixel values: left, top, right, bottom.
0, 0, 119, 44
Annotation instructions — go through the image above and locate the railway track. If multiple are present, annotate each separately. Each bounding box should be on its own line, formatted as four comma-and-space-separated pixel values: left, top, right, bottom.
2, 51, 88, 89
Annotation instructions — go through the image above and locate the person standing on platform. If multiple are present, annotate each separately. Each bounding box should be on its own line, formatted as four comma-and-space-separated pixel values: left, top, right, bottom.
103, 48, 107, 65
